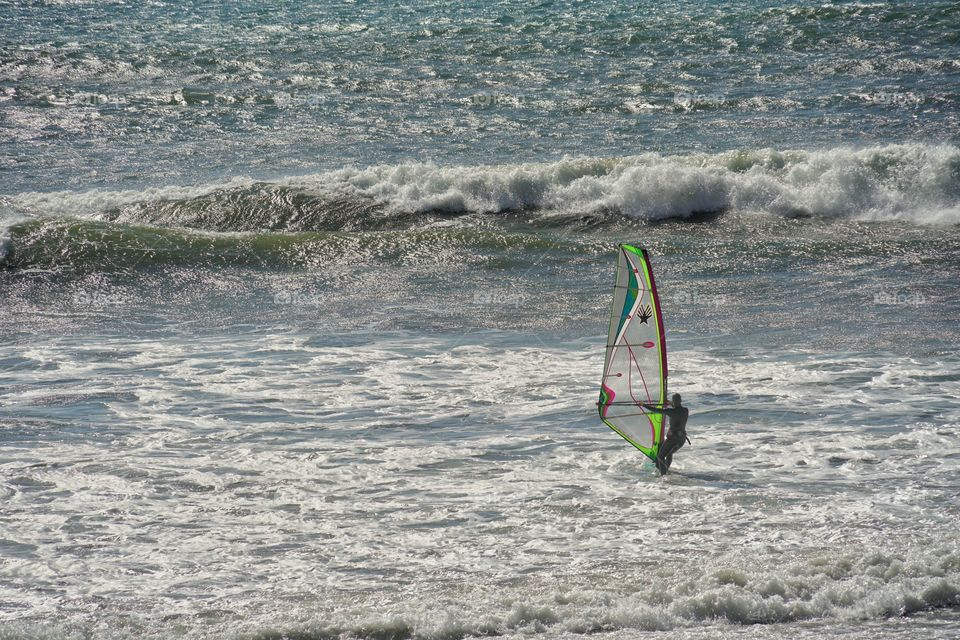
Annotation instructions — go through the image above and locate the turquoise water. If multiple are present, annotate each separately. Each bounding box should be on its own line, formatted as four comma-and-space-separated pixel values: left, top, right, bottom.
1, 2, 960, 639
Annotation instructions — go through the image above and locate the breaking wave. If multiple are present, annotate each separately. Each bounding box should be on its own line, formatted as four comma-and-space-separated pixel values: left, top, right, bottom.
248, 549, 960, 640
3, 547, 957, 639
5, 144, 960, 229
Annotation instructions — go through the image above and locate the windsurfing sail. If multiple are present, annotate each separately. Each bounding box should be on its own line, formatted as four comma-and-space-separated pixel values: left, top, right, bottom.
598, 244, 668, 462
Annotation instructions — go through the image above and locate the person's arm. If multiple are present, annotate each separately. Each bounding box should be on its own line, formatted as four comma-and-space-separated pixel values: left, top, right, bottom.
641, 403, 667, 414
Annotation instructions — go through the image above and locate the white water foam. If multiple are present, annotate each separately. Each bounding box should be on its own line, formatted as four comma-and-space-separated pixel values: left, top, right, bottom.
6, 144, 959, 225
1, 330, 958, 638
309, 144, 960, 223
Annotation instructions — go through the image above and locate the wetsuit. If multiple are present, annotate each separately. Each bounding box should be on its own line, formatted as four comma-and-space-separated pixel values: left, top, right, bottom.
642, 404, 689, 475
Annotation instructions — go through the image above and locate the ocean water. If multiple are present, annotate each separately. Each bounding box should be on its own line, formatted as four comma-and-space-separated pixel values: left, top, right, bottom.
2, 1, 960, 639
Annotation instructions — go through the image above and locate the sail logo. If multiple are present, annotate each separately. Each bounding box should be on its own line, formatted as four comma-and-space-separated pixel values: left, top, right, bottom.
637, 304, 653, 324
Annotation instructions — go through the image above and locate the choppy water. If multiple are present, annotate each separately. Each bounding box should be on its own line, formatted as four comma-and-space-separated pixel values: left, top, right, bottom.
3, 0, 960, 193
2, 1, 960, 639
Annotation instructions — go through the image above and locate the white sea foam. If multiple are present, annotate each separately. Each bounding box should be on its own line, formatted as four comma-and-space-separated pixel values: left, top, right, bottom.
4, 177, 259, 219
2, 330, 958, 638
6, 144, 959, 226
306, 144, 960, 223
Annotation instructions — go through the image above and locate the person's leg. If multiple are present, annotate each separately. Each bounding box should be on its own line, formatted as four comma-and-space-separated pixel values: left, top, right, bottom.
655, 449, 668, 474
674, 431, 686, 453
656, 439, 671, 474
660, 432, 682, 472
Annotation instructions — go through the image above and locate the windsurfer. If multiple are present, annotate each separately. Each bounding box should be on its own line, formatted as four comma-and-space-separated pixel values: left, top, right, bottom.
642, 393, 689, 475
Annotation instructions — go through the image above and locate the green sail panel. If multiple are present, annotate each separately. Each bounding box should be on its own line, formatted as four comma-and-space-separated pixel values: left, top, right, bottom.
598, 244, 668, 462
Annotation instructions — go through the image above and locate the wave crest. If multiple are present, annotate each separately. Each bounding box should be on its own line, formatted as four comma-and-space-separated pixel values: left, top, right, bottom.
316, 144, 960, 223
6, 144, 960, 228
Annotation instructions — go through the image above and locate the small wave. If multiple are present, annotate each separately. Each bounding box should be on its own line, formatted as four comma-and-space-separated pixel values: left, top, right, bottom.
237, 548, 960, 640
6, 144, 960, 228
0, 217, 590, 274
